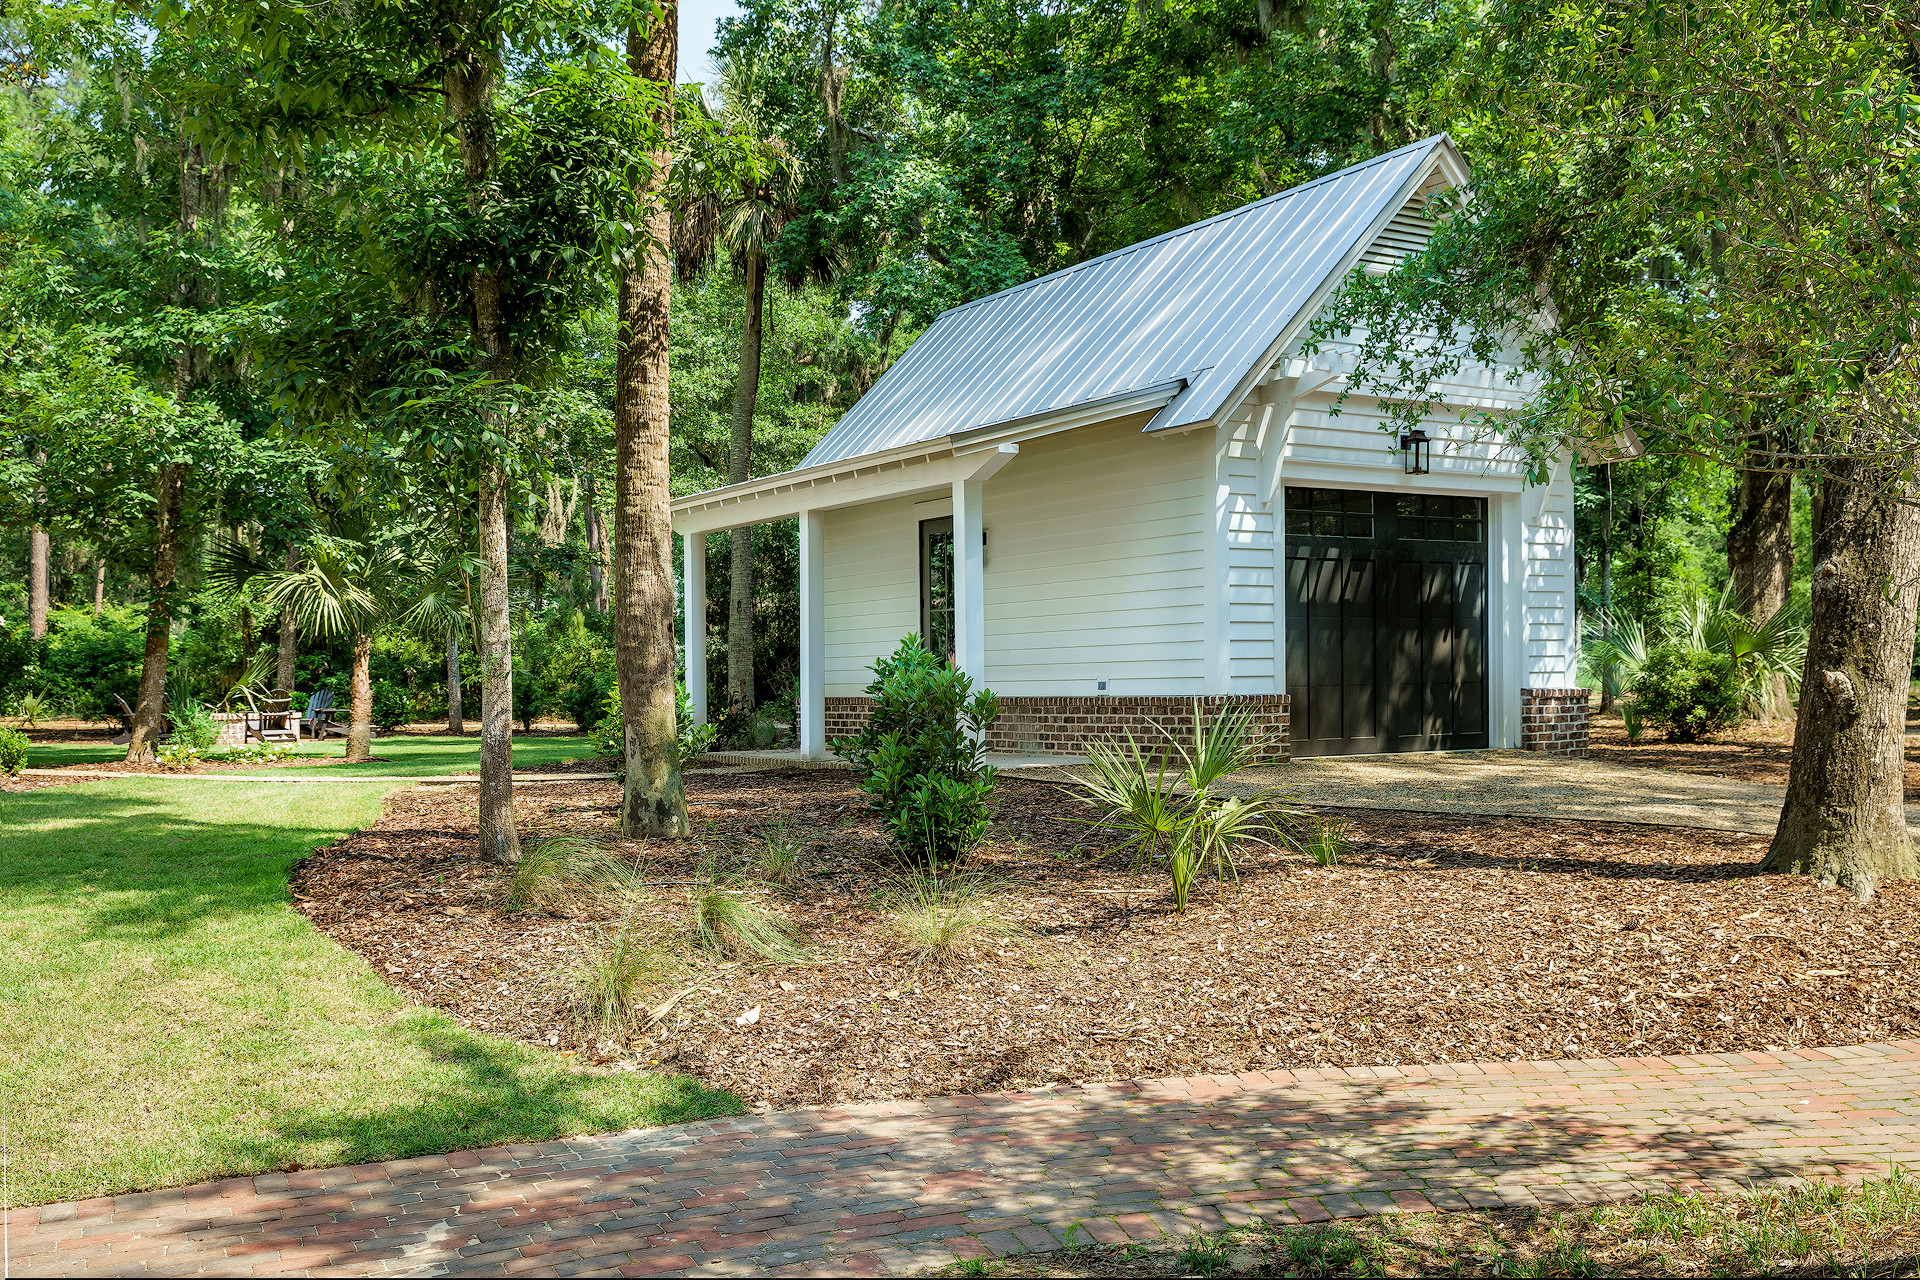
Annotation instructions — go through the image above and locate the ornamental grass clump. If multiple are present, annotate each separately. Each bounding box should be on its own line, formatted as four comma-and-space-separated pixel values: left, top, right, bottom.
504, 836, 637, 913
1076, 701, 1298, 911
882, 871, 1023, 968
686, 854, 809, 964
573, 927, 673, 1048
832, 634, 1000, 870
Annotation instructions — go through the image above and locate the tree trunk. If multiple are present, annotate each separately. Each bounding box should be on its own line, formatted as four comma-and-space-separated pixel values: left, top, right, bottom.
726, 247, 766, 714
1763, 464, 1920, 899
126, 464, 185, 763
614, 5, 689, 839
276, 546, 298, 691
92, 558, 105, 615
345, 630, 373, 763
447, 624, 464, 735
131, 136, 212, 761
477, 455, 519, 862
444, 29, 519, 864
1728, 463, 1795, 719
586, 506, 610, 614
818, 3, 848, 186
28, 524, 49, 640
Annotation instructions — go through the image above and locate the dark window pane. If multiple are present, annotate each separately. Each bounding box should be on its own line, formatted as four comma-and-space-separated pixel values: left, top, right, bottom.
1344, 491, 1372, 513
1286, 511, 1311, 535
921, 519, 955, 662
1345, 515, 1373, 537
1314, 513, 1340, 536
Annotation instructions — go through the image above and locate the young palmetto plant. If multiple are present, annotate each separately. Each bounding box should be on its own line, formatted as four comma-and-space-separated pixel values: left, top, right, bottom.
1076, 700, 1296, 911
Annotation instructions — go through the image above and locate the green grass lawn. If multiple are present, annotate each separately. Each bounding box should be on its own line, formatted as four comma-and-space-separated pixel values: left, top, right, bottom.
0, 777, 737, 1206
26, 733, 597, 776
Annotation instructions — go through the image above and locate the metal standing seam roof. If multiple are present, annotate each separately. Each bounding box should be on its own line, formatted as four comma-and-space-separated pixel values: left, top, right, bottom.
792, 135, 1459, 473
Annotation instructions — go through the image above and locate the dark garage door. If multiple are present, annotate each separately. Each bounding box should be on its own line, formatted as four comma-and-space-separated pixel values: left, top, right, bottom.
1283, 487, 1488, 756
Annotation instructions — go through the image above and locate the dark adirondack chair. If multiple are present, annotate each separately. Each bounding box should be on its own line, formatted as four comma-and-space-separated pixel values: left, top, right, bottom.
110, 693, 135, 746
242, 687, 301, 744
303, 688, 348, 738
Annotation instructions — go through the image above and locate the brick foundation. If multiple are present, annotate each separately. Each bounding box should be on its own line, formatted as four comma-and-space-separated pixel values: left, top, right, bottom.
824, 694, 1292, 761
1520, 687, 1591, 756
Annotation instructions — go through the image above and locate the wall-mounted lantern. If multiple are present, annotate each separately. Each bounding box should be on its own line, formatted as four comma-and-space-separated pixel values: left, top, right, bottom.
1399, 429, 1432, 475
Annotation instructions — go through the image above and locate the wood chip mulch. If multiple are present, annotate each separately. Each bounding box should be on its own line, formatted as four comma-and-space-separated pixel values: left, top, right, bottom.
288, 768, 1920, 1108
1584, 708, 1920, 801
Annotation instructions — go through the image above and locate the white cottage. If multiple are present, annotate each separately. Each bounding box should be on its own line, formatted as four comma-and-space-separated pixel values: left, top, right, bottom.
671, 135, 1592, 761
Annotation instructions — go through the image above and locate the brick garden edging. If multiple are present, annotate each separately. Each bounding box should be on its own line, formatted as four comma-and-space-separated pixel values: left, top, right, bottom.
12, 1039, 1920, 1277
825, 694, 1292, 761
1520, 687, 1592, 757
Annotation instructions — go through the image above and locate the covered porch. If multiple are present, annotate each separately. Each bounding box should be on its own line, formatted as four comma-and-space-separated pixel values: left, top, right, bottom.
673, 439, 1023, 761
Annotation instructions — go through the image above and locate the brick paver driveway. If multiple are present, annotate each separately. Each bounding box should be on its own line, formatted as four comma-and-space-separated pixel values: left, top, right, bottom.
10, 1040, 1920, 1277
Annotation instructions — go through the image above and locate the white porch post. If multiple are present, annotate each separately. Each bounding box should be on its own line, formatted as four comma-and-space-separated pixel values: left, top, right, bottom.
798, 509, 827, 759
952, 475, 986, 683
681, 532, 706, 727
950, 444, 1019, 687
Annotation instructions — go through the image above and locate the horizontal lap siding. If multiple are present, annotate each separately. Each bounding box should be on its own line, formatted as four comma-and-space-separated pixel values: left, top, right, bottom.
823, 497, 918, 696
1523, 464, 1577, 685
1284, 392, 1524, 477
1225, 404, 1277, 691
983, 417, 1208, 695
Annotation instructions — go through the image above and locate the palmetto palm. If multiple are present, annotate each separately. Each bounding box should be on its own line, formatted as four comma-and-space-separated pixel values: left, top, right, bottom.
218, 534, 419, 762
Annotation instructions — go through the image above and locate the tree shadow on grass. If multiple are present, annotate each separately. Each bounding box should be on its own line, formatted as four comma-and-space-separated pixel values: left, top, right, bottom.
0, 783, 366, 940
219, 1013, 741, 1175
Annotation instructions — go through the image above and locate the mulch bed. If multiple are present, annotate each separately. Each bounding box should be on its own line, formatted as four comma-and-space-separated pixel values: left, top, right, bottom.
290, 768, 1920, 1108
1585, 708, 1920, 802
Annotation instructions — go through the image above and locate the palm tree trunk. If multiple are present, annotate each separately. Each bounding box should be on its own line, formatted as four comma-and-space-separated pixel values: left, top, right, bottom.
447, 625, 464, 734
346, 630, 373, 763
276, 546, 298, 692
726, 247, 766, 714
614, 4, 689, 838
29, 460, 49, 639
93, 558, 105, 614
1763, 462, 1920, 898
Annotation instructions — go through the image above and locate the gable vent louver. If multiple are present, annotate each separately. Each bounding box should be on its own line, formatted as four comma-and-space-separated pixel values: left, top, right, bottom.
1358, 193, 1438, 272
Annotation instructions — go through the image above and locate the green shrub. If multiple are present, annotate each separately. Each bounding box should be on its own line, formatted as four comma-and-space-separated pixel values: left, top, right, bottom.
513, 668, 537, 730
832, 634, 999, 870
166, 699, 220, 754
36, 606, 144, 721
370, 679, 413, 731
1633, 645, 1745, 743
588, 683, 716, 779
0, 726, 28, 776
567, 668, 617, 733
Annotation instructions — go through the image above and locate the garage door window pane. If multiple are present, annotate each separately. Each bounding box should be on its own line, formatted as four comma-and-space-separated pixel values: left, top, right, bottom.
1394, 495, 1484, 542
1286, 488, 1374, 538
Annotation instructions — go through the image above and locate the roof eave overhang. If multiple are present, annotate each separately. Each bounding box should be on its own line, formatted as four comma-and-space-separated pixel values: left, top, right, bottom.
670, 381, 1187, 534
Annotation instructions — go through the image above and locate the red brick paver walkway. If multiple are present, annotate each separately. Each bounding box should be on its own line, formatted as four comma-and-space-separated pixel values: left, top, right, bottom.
11, 1041, 1920, 1277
